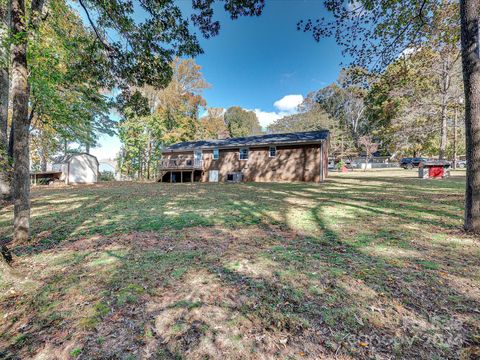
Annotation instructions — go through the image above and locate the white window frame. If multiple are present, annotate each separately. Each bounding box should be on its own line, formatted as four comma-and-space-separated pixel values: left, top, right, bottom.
194, 149, 203, 160
239, 147, 249, 160
213, 148, 219, 160
269, 146, 277, 158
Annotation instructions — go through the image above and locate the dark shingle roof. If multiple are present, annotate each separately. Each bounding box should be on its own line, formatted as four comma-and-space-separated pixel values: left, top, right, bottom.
163, 130, 329, 152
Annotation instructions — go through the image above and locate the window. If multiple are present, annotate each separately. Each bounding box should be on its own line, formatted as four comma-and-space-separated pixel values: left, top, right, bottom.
213, 148, 219, 160
269, 146, 277, 157
194, 149, 202, 166
239, 148, 249, 160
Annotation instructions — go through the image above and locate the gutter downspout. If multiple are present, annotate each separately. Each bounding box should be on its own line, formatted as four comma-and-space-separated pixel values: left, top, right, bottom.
319, 141, 324, 183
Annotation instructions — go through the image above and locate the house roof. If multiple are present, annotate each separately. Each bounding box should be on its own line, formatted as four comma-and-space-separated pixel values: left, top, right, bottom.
52, 152, 99, 164
163, 130, 329, 152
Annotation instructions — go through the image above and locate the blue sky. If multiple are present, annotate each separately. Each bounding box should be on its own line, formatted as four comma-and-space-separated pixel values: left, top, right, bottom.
91, 0, 343, 160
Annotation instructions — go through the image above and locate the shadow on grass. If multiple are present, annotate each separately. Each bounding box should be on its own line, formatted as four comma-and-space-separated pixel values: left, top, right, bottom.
0, 175, 478, 359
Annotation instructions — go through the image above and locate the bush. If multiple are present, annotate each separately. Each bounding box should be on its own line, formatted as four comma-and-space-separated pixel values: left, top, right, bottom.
100, 171, 115, 181
37, 178, 51, 185
336, 160, 345, 170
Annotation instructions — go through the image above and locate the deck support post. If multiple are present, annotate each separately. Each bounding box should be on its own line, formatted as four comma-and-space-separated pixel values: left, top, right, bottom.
170, 171, 172, 183
191, 171, 193, 183
181, 171, 183, 183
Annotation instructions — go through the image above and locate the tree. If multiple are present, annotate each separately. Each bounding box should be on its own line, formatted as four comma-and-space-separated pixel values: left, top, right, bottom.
315, 69, 370, 149
299, 0, 480, 232
27, 0, 113, 160
267, 104, 330, 134
29, 121, 62, 171
364, 49, 464, 159
224, 106, 262, 137
197, 108, 229, 139
358, 135, 379, 172
0, 0, 10, 200
10, 0, 40, 243
6, 0, 265, 242
267, 92, 356, 158
118, 58, 210, 179
460, 0, 480, 232
412, 4, 461, 159
146, 57, 210, 145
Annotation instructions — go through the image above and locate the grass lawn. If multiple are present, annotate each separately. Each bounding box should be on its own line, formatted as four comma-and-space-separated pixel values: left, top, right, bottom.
0, 169, 479, 359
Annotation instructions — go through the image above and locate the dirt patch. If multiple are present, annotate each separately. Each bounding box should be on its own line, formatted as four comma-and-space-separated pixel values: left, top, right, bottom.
146, 270, 331, 359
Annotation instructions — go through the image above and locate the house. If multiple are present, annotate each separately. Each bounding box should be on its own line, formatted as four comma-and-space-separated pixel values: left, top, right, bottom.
158, 130, 329, 183
51, 153, 99, 184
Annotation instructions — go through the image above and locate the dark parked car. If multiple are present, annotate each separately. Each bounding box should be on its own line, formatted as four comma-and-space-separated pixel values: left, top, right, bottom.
400, 157, 413, 169
411, 157, 428, 167
400, 157, 427, 169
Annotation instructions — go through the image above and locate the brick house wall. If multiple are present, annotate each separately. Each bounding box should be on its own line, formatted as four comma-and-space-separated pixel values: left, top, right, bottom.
161, 142, 328, 183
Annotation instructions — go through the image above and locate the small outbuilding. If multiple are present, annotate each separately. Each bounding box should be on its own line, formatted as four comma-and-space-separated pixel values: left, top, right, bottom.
52, 153, 99, 184
418, 160, 451, 179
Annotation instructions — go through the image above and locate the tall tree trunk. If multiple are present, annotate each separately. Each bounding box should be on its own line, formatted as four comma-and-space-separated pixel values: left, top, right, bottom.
0, 66, 11, 200
460, 0, 480, 232
11, 0, 30, 242
439, 99, 448, 159
439, 60, 450, 160
146, 137, 152, 180
0, 1, 11, 200
453, 106, 458, 169
40, 152, 47, 172
8, 120, 14, 157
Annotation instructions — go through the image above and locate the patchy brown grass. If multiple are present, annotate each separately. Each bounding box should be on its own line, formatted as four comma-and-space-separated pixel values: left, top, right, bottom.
0, 170, 479, 359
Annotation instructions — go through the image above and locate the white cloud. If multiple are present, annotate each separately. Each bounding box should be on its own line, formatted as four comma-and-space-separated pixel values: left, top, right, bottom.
253, 109, 285, 129
273, 94, 303, 112
249, 94, 304, 129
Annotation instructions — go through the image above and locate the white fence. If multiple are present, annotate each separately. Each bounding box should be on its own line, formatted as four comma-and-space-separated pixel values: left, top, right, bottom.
348, 157, 400, 170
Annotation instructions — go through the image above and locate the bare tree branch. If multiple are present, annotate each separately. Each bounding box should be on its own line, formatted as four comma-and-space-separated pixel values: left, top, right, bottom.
78, 0, 114, 52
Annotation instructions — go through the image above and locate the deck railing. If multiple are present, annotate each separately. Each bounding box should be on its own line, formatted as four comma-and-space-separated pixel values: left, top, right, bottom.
158, 158, 203, 169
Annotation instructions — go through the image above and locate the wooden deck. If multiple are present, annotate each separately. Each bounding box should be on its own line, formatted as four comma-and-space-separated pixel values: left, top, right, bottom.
157, 158, 203, 183
158, 158, 203, 170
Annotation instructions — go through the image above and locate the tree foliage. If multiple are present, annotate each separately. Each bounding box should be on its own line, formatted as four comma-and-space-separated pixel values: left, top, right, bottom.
268, 91, 356, 158
117, 58, 210, 179
299, 1, 465, 159
76, 0, 264, 89
298, 0, 458, 72
315, 69, 369, 148
365, 48, 464, 158
224, 106, 262, 137
29, 0, 113, 152
197, 108, 229, 139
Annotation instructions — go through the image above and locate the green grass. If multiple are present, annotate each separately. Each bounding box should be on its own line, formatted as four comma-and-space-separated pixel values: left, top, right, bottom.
0, 169, 479, 359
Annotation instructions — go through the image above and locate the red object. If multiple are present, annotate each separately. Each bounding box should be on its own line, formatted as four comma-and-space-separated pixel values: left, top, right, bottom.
341, 165, 348, 173
428, 165, 444, 178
